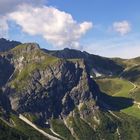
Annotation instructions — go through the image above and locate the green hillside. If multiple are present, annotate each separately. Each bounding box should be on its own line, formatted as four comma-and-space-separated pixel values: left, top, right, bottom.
0, 114, 49, 140
96, 78, 134, 97
96, 77, 140, 119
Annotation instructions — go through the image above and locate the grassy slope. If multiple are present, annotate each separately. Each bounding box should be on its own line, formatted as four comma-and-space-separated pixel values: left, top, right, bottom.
0, 114, 48, 140
96, 77, 140, 119
51, 119, 75, 140
114, 57, 140, 101
66, 115, 98, 140
113, 112, 140, 140
132, 88, 140, 102
122, 104, 140, 119
65, 110, 140, 140
10, 114, 48, 140
96, 78, 133, 97
0, 119, 27, 140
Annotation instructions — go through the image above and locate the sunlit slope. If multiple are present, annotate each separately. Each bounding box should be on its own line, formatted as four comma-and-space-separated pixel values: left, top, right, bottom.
96, 77, 140, 119
96, 78, 134, 97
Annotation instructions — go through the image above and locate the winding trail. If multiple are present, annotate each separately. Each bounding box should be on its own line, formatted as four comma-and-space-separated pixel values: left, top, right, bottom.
127, 81, 140, 109
129, 81, 137, 93
19, 114, 62, 140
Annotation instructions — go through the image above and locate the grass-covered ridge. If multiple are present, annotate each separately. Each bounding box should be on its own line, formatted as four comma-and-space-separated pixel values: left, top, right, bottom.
9, 43, 59, 90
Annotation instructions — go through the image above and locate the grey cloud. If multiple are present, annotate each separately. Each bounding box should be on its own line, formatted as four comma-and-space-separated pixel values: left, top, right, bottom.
0, 0, 44, 15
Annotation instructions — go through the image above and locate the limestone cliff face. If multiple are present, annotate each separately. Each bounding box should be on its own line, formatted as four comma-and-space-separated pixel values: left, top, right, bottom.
0, 43, 98, 122
9, 60, 96, 118
0, 55, 14, 87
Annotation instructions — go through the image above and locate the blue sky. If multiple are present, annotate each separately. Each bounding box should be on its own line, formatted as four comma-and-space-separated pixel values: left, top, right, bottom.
0, 0, 140, 58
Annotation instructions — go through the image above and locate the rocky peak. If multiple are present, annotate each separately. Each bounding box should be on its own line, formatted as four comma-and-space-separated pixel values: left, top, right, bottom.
11, 43, 40, 54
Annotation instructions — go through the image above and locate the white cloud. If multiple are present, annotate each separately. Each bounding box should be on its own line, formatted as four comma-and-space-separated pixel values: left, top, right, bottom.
0, 16, 9, 38
112, 20, 131, 36
8, 4, 93, 49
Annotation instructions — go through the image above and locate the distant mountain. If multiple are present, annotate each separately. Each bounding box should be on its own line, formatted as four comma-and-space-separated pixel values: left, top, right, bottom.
0, 41, 140, 140
0, 38, 21, 52
113, 57, 140, 84
43, 48, 124, 76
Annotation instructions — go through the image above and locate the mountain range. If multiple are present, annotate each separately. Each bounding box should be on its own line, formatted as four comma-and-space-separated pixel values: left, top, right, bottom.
0, 38, 140, 140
